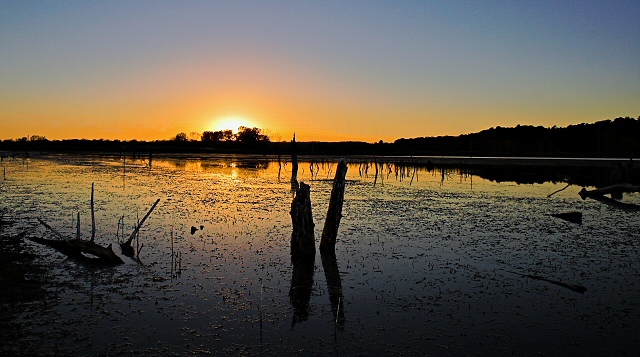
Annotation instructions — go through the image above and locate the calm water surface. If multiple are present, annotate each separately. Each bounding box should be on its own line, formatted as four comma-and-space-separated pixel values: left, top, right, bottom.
1, 154, 639, 356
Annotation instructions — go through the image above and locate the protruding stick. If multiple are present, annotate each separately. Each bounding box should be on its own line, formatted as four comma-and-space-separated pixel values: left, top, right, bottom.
291, 133, 299, 191
91, 182, 96, 242
76, 212, 81, 240
37, 217, 68, 240
125, 199, 160, 245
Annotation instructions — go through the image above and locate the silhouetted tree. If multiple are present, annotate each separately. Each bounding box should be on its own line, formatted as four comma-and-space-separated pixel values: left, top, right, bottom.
236, 126, 270, 145
30, 135, 47, 141
222, 129, 236, 141
201, 131, 221, 142
173, 132, 188, 142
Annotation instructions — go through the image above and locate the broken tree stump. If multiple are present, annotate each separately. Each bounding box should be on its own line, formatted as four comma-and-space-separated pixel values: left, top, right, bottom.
319, 158, 348, 255
290, 182, 315, 258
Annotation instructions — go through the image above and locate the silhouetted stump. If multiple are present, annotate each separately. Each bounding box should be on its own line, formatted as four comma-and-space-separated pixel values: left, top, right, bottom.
290, 182, 315, 258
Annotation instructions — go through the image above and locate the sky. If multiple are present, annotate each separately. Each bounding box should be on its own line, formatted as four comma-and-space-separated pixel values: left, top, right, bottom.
1, 1, 639, 142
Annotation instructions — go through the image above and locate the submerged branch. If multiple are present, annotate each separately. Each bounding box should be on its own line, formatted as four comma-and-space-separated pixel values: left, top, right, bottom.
37, 217, 67, 240
547, 183, 571, 198
507, 270, 586, 294
579, 183, 640, 200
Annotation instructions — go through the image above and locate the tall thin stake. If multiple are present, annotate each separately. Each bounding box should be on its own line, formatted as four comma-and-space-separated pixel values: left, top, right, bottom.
91, 182, 96, 242
76, 212, 81, 240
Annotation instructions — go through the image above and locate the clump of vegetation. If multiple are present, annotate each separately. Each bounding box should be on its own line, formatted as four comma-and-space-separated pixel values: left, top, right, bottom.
200, 126, 270, 144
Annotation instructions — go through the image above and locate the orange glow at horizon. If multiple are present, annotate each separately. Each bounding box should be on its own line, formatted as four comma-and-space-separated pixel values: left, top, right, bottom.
211, 117, 256, 133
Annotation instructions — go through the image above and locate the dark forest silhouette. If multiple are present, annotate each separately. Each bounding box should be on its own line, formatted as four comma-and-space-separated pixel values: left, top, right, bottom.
2, 117, 639, 158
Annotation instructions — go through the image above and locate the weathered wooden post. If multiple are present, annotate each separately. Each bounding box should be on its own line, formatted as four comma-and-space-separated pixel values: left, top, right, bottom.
319, 158, 348, 254
289, 179, 316, 328
290, 182, 315, 258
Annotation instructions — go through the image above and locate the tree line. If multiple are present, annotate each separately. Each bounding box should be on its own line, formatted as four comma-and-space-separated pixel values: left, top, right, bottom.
173, 126, 270, 145
2, 117, 638, 158
392, 116, 640, 157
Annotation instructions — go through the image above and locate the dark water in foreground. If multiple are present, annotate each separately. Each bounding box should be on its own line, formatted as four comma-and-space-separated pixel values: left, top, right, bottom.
1, 154, 639, 356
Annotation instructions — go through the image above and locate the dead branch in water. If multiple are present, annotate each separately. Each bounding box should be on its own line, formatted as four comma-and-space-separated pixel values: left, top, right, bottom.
578, 183, 640, 200
507, 271, 586, 294
547, 183, 571, 198
28, 185, 160, 265
31, 218, 124, 265
36, 218, 67, 240
586, 194, 640, 212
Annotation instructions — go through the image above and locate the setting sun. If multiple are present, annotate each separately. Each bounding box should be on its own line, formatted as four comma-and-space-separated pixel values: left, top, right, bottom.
211, 117, 255, 133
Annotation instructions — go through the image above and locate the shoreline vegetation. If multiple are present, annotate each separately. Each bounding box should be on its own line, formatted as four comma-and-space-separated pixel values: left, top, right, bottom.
1, 116, 639, 158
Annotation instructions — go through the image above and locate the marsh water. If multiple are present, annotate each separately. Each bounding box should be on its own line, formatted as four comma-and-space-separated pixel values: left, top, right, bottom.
1, 154, 639, 356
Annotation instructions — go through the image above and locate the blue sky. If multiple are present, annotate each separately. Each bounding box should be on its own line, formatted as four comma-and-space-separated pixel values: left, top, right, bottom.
1, 0, 638, 141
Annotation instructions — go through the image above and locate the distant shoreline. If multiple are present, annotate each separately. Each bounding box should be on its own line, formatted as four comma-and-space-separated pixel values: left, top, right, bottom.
2, 116, 638, 159
2, 150, 634, 168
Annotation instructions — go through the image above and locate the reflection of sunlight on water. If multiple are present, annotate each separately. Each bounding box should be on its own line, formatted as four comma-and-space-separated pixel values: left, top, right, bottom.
2, 154, 639, 356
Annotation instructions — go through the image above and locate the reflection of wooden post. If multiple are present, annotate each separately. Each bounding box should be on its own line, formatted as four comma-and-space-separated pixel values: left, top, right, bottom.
290, 182, 315, 258
321, 252, 345, 329
289, 257, 315, 328
320, 158, 348, 254
291, 134, 299, 191
277, 153, 282, 182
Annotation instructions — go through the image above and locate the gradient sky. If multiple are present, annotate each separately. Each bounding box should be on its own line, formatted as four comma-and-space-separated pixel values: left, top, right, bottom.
1, 1, 639, 142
